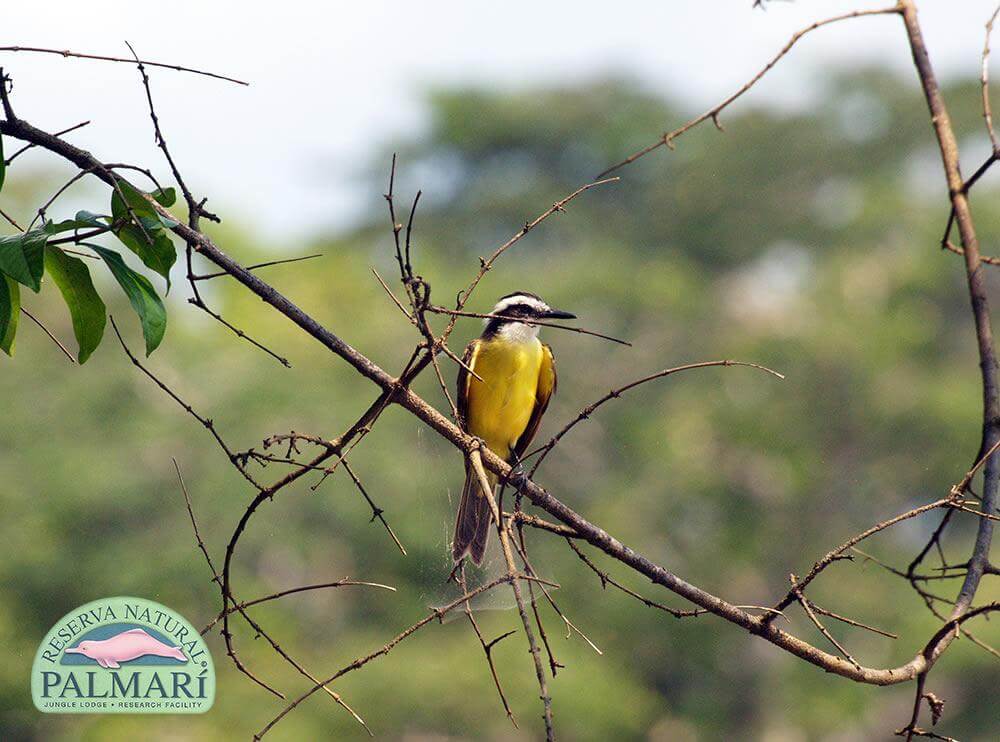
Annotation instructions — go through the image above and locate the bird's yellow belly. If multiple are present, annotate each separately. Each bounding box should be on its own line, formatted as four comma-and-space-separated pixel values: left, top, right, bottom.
466, 338, 543, 459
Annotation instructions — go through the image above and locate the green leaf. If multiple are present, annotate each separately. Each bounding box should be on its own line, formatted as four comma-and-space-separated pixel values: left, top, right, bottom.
44, 211, 110, 235
156, 213, 179, 229
111, 181, 178, 230
0, 230, 47, 292
0, 275, 19, 355
76, 210, 107, 225
152, 187, 176, 207
44, 245, 107, 363
91, 245, 166, 355
0, 132, 6, 194
110, 180, 160, 224
150, 188, 179, 227
44, 220, 79, 235
114, 222, 176, 289
107, 181, 177, 288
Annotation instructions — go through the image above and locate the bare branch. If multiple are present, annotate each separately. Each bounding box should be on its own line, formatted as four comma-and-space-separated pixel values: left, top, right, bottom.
469, 449, 555, 739
766, 497, 954, 623
255, 573, 546, 739
427, 305, 632, 346
20, 307, 75, 363
341, 459, 407, 555
597, 6, 901, 177
4, 119, 89, 166
455, 565, 518, 727
528, 360, 784, 476
790, 574, 861, 670
899, 0, 1000, 623
201, 579, 396, 636
439, 177, 619, 348
0, 45, 248, 85
8, 30, 1000, 739
195, 253, 323, 281
110, 316, 263, 490
983, 4, 1000, 151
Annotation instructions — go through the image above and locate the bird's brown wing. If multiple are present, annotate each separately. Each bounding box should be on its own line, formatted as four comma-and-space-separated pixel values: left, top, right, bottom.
512, 343, 557, 460
456, 338, 481, 430
453, 337, 492, 564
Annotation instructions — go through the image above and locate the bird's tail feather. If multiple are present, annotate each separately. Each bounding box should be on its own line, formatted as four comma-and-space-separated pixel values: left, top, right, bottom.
452, 462, 496, 565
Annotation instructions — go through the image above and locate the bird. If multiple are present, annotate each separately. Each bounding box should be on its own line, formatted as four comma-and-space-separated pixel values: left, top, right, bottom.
452, 291, 575, 564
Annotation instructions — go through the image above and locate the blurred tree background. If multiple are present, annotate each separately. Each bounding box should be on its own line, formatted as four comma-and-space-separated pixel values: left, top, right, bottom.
2, 69, 1000, 740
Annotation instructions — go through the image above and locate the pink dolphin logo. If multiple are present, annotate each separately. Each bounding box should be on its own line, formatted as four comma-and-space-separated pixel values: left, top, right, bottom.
64, 628, 187, 669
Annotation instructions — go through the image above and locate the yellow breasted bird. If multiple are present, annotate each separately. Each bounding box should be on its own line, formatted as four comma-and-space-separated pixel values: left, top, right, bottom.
452, 291, 575, 564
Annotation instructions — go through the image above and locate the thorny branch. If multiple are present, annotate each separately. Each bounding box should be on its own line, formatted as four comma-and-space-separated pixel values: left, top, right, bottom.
124, 42, 288, 368
173, 459, 376, 732
0, 44, 248, 85
469, 448, 554, 739
455, 564, 519, 727
526, 360, 784, 477
596, 5, 902, 178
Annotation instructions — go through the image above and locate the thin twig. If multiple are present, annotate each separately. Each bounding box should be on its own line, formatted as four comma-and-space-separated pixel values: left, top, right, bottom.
983, 4, 1000, 151
4, 119, 89, 165
174, 459, 372, 731
456, 565, 518, 727
195, 253, 323, 280
371, 267, 415, 323
596, 5, 901, 177
567, 539, 702, 618
766, 497, 954, 623
0, 205, 23, 230
438, 177, 619, 349
428, 305, 632, 346
201, 579, 396, 635
469, 450, 554, 740
187, 297, 291, 367
341, 459, 407, 555
254, 574, 546, 739
942, 239, 1000, 266
20, 307, 75, 363
110, 316, 262, 491
528, 360, 784, 476
790, 575, 861, 670
0, 45, 248, 85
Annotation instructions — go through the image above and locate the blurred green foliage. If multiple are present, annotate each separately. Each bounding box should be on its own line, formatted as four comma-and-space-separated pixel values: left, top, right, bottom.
2, 69, 1000, 740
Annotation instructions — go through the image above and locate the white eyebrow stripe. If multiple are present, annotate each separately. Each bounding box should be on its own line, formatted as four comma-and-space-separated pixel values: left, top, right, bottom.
492, 295, 548, 314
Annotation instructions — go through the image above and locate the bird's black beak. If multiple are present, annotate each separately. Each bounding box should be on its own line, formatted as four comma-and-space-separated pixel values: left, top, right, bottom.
542, 308, 576, 320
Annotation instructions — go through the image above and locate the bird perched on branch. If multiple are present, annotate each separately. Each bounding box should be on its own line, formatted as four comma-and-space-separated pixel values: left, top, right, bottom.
452, 291, 575, 564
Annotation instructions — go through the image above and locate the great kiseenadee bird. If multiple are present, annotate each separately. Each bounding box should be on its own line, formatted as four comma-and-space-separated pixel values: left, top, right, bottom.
452, 291, 575, 564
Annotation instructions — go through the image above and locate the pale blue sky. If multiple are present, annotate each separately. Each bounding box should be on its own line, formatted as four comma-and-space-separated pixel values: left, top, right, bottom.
4, 1, 999, 239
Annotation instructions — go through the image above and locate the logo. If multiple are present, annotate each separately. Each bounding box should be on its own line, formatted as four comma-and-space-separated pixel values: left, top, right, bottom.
31, 596, 215, 713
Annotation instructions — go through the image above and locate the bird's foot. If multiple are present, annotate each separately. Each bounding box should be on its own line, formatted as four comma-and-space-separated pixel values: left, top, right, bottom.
505, 465, 529, 490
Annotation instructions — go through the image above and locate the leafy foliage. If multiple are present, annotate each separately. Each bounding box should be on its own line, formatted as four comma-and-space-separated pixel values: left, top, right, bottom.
0, 177, 173, 360
42, 246, 106, 363
0, 230, 45, 291
90, 245, 166, 355
110, 181, 178, 287
0, 274, 18, 355
112, 222, 176, 288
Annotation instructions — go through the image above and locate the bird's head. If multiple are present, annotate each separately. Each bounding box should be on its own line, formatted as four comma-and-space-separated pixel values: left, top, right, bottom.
485, 291, 576, 342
